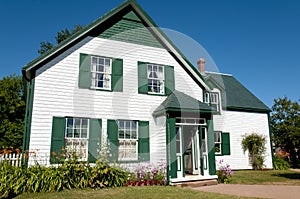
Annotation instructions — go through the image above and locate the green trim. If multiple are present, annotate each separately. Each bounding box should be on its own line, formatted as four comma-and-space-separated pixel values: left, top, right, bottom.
22, 78, 35, 167
268, 113, 274, 168
166, 117, 177, 181
207, 119, 216, 175
225, 106, 271, 113
50, 117, 66, 164
138, 121, 150, 161
111, 58, 123, 92
221, 132, 230, 155
107, 119, 119, 162
199, 127, 204, 175
164, 65, 175, 95
88, 119, 102, 163
78, 53, 91, 88
137, 61, 148, 94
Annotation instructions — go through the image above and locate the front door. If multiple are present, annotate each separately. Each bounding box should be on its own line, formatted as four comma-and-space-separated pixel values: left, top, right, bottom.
176, 125, 205, 178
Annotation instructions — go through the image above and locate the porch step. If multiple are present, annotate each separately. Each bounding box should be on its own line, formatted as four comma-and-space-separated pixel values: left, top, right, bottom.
174, 179, 218, 187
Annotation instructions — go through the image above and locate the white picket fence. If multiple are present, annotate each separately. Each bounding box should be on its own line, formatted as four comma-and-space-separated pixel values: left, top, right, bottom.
0, 153, 22, 167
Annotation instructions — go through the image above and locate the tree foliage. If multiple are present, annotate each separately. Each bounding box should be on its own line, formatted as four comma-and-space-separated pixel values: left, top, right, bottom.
271, 97, 300, 166
242, 133, 266, 170
38, 25, 83, 55
0, 75, 25, 149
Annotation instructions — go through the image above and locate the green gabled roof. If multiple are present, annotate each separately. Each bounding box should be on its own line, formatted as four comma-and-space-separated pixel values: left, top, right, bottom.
22, 0, 211, 91
153, 90, 214, 116
205, 72, 270, 113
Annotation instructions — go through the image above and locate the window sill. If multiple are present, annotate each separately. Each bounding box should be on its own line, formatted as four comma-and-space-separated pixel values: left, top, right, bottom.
89, 87, 112, 92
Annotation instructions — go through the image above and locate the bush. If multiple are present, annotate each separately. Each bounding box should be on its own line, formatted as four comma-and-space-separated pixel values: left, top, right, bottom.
216, 159, 234, 184
241, 133, 266, 170
274, 156, 290, 170
0, 159, 128, 198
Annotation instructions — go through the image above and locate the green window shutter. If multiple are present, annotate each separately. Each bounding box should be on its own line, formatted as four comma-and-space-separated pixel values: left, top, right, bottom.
138, 61, 148, 94
207, 120, 216, 175
138, 121, 150, 161
166, 118, 177, 179
50, 117, 66, 164
165, 65, 175, 95
79, 53, 91, 88
107, 119, 118, 162
112, 58, 123, 92
88, 119, 102, 163
221, 132, 231, 155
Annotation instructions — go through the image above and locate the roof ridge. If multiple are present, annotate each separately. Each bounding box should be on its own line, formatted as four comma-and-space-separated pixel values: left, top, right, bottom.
205, 71, 232, 76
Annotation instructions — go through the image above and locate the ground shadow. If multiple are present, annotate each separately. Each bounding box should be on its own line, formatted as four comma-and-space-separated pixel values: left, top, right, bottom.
272, 172, 300, 179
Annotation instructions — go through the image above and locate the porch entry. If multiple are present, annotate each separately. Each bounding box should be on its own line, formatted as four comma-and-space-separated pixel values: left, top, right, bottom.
175, 118, 208, 178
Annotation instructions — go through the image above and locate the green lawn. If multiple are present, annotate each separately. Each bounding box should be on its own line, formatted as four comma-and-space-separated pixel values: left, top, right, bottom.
15, 170, 300, 199
230, 169, 300, 185
15, 186, 253, 199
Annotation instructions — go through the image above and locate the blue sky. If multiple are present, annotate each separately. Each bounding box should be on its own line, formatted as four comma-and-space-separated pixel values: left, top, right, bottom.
0, 0, 299, 107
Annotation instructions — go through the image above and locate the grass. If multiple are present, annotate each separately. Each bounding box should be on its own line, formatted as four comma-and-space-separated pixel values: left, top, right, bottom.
14, 170, 300, 199
230, 169, 300, 185
15, 186, 254, 199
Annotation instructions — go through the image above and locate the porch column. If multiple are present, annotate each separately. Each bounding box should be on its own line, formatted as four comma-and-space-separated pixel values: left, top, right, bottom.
207, 119, 216, 175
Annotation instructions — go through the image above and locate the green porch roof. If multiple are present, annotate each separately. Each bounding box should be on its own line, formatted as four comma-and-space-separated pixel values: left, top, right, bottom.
153, 90, 214, 116
205, 72, 270, 113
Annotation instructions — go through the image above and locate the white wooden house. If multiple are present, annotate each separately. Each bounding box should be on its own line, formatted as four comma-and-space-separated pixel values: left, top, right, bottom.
22, 0, 273, 184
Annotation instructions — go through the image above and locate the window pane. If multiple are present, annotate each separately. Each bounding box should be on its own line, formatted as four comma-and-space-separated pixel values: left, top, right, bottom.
132, 130, 137, 139
119, 121, 124, 129
74, 129, 80, 138
105, 58, 110, 66
99, 58, 104, 65
81, 129, 87, 138
97, 65, 104, 72
82, 119, 88, 128
67, 118, 73, 128
75, 119, 81, 128
66, 128, 73, 138
119, 130, 124, 139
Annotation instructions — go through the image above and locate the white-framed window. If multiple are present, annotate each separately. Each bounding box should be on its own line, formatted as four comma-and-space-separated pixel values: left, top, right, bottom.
204, 92, 210, 103
214, 131, 222, 154
118, 120, 138, 161
91, 56, 112, 89
65, 118, 89, 161
211, 92, 219, 111
147, 64, 164, 94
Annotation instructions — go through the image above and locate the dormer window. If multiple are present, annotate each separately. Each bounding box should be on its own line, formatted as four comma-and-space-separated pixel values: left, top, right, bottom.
204, 92, 220, 112
204, 92, 210, 103
211, 92, 219, 112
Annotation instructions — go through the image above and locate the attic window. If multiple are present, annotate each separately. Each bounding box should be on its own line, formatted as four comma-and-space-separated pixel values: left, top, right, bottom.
211, 92, 220, 112
91, 56, 111, 90
147, 64, 164, 94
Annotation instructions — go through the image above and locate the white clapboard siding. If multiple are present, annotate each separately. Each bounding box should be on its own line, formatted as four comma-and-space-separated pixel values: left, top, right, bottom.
29, 37, 203, 166
214, 110, 273, 169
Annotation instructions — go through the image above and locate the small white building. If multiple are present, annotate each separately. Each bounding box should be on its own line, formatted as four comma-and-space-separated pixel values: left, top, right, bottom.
22, 0, 273, 184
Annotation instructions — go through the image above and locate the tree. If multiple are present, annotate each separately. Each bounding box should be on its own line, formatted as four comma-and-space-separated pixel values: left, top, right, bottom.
242, 133, 266, 170
0, 75, 25, 149
271, 97, 300, 166
38, 25, 84, 55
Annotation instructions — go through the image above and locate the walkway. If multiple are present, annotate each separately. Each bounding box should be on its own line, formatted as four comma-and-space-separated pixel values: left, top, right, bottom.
193, 184, 300, 199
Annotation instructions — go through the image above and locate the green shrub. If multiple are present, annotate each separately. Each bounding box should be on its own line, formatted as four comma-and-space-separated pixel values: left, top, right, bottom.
241, 133, 266, 170
274, 156, 290, 170
0, 159, 128, 198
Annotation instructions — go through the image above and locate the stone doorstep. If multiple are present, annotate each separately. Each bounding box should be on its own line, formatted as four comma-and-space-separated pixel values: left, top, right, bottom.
173, 179, 218, 187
